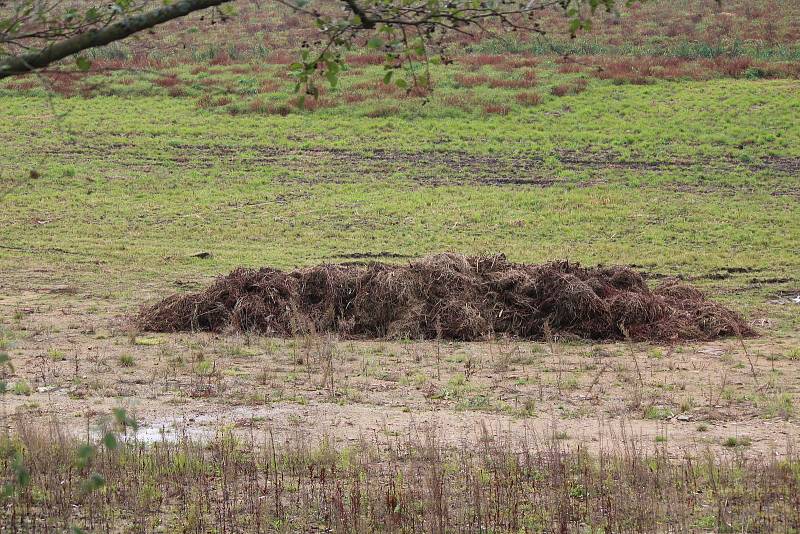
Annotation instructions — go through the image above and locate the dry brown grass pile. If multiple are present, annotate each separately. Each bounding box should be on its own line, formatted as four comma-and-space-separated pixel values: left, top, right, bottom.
138, 253, 754, 342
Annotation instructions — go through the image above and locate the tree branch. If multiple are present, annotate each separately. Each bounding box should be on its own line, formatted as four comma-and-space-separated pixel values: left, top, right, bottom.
0, 0, 235, 79
342, 0, 375, 29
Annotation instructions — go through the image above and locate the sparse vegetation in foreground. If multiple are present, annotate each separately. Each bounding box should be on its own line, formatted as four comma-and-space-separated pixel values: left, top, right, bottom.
1, 419, 799, 533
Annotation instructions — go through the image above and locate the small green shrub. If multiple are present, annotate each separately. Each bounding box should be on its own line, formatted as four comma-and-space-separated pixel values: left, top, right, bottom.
644, 406, 673, 420
722, 436, 751, 448
744, 67, 768, 80
13, 380, 32, 396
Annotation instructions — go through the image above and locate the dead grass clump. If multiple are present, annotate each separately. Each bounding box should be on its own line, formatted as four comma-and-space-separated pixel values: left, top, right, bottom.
551, 79, 589, 96
153, 74, 180, 88
442, 92, 476, 112
342, 91, 369, 104
482, 103, 511, 115
550, 84, 572, 97
371, 81, 403, 97
364, 103, 402, 117
196, 95, 232, 110
454, 74, 489, 88
705, 56, 753, 78
6, 78, 38, 91
537, 272, 613, 338
515, 91, 543, 107
457, 54, 507, 70
506, 56, 539, 69
595, 265, 649, 294
259, 79, 283, 93
488, 78, 535, 89
351, 265, 412, 336
139, 253, 754, 342
291, 95, 331, 111
404, 85, 432, 98
43, 72, 78, 96
573, 77, 589, 93
249, 99, 295, 115
770, 62, 800, 78
248, 98, 266, 112
558, 63, 585, 74
692, 301, 752, 338
209, 52, 233, 66
267, 51, 294, 65
654, 279, 704, 301
265, 103, 293, 116
593, 57, 678, 84
609, 291, 668, 327
348, 53, 386, 66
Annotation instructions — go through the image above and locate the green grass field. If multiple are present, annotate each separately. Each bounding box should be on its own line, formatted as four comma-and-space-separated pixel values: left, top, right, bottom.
2, 74, 798, 322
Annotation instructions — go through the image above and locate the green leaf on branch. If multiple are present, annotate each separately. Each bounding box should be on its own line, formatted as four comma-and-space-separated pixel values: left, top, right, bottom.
325, 70, 338, 88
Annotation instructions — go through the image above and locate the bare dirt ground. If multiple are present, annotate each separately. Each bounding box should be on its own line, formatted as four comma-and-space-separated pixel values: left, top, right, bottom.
2, 281, 798, 458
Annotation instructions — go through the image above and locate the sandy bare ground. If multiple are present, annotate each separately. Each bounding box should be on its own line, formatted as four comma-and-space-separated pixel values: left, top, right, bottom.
1, 284, 798, 458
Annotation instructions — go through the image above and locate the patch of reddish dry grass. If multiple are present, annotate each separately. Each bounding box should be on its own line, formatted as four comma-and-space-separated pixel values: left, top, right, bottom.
515, 91, 543, 106
153, 74, 181, 88
196, 94, 233, 110
457, 54, 507, 70
5, 78, 38, 92
348, 54, 386, 66
267, 51, 295, 65
482, 103, 510, 115
558, 63, 585, 74
259, 79, 283, 93
454, 74, 489, 88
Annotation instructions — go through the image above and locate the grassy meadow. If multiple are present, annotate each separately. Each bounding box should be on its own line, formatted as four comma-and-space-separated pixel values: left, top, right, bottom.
1, 76, 798, 305
1, 0, 800, 531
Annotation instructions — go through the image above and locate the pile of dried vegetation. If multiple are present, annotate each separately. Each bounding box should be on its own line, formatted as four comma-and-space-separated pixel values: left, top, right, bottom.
138, 253, 754, 342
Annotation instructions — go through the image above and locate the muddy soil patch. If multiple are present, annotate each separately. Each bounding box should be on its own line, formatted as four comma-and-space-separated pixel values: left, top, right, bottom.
42, 142, 800, 188
139, 253, 754, 342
